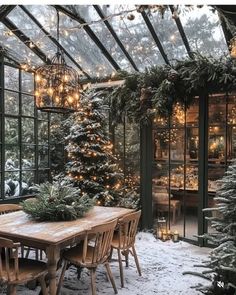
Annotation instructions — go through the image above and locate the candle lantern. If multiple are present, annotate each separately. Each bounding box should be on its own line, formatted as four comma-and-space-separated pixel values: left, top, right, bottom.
156, 217, 167, 240
172, 230, 179, 242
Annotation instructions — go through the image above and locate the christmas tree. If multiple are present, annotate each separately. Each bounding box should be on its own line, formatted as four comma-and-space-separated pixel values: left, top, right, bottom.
64, 91, 124, 206
199, 162, 236, 294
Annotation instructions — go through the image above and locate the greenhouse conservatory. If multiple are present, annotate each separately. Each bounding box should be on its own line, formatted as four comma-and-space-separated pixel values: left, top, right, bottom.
0, 3, 236, 295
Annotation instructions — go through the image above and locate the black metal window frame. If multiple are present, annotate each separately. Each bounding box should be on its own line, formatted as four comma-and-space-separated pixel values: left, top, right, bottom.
0, 52, 51, 201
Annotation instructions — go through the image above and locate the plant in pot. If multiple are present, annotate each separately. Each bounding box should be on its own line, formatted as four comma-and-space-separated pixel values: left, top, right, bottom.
22, 181, 94, 222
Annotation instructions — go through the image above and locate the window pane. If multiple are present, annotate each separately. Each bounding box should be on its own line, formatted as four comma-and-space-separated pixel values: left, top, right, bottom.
22, 171, 35, 195
154, 129, 169, 161
4, 65, 19, 91
186, 127, 198, 162
5, 145, 19, 171
22, 71, 34, 95
38, 146, 49, 168
170, 129, 184, 162
171, 103, 185, 127
38, 120, 49, 144
5, 118, 18, 144
38, 169, 50, 183
5, 172, 20, 197
186, 98, 199, 127
5, 91, 19, 115
22, 118, 35, 143
22, 145, 35, 169
22, 95, 35, 116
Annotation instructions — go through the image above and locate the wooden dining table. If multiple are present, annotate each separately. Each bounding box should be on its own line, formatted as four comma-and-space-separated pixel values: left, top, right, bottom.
0, 205, 134, 295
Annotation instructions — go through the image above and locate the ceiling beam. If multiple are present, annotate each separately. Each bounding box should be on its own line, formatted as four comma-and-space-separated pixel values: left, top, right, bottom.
2, 17, 51, 64
169, 5, 194, 59
141, 11, 169, 65
54, 5, 121, 71
0, 5, 16, 21
20, 5, 91, 79
93, 5, 139, 72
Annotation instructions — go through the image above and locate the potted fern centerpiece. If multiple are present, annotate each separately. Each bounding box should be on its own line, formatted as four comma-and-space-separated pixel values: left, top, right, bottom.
22, 181, 94, 221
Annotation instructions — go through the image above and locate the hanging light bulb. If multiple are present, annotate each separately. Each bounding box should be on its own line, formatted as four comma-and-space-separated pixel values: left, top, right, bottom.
35, 9, 80, 113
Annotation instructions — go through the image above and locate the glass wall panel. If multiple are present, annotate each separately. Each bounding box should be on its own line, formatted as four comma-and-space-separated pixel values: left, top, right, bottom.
4, 91, 19, 115
5, 118, 19, 144
0, 61, 51, 199
22, 72, 34, 95
153, 99, 199, 240
38, 120, 49, 144
22, 145, 35, 169
5, 172, 20, 198
22, 94, 35, 116
114, 118, 140, 208
22, 118, 35, 143
22, 170, 35, 194
38, 146, 49, 168
4, 66, 19, 91
5, 145, 19, 171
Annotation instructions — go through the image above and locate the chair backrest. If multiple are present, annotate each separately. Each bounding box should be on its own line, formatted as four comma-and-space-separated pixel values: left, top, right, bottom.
82, 219, 117, 265
0, 204, 22, 215
0, 237, 21, 283
117, 210, 141, 250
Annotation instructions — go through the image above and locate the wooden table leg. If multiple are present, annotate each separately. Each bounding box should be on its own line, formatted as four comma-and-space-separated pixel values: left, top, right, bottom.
46, 245, 60, 295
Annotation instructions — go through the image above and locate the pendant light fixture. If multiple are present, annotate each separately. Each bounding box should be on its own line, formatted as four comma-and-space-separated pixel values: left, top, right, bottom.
35, 9, 80, 113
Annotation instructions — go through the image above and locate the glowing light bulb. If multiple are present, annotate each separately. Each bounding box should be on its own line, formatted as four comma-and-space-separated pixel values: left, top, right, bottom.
35, 74, 41, 82
48, 88, 54, 95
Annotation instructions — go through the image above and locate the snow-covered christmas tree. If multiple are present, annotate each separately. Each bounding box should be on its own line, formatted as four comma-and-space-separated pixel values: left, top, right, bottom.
64, 91, 124, 206
201, 162, 236, 294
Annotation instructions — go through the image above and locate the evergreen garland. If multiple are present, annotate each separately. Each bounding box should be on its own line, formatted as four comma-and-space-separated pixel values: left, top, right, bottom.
22, 181, 94, 221
108, 54, 236, 124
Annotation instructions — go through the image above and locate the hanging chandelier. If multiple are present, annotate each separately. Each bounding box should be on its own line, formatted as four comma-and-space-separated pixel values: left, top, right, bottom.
35, 10, 80, 113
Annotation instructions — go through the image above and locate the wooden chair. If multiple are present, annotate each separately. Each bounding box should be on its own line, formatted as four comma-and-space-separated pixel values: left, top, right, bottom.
110, 210, 141, 288
57, 219, 118, 295
0, 237, 48, 295
152, 188, 181, 224
0, 204, 42, 261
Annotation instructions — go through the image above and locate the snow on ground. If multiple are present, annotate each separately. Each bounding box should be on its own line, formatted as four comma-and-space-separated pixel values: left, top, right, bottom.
0, 232, 211, 295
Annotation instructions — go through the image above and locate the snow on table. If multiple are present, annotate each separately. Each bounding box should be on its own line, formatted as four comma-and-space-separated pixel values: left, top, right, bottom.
0, 232, 210, 295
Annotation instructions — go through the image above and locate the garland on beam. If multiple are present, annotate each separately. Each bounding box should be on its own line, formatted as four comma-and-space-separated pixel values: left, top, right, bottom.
108, 53, 236, 125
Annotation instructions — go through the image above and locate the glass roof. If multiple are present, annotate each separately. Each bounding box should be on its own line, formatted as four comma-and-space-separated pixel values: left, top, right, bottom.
100, 4, 165, 71
181, 6, 228, 57
68, 5, 135, 72
0, 22, 42, 66
0, 5, 230, 79
148, 8, 188, 61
